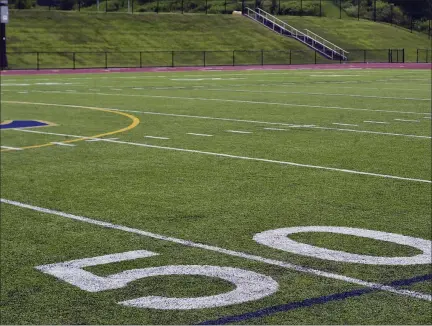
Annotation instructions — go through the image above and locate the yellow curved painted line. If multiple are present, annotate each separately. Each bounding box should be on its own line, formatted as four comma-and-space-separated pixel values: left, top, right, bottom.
1, 101, 140, 152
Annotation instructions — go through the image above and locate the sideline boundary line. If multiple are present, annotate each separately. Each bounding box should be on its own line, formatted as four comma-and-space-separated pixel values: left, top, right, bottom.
1, 63, 430, 76
1, 197, 431, 302
10, 127, 432, 183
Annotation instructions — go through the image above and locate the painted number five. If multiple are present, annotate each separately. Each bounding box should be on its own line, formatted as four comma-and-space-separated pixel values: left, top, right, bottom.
35, 250, 278, 310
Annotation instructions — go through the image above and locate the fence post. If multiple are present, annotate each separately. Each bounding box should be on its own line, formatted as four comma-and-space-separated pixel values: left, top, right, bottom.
278, 0, 281, 15
416, 49, 419, 63
233, 50, 235, 66
319, 0, 322, 17
300, 0, 302, 16
106, 0, 107, 12
410, 16, 413, 33
388, 49, 391, 63
224, 0, 226, 13
73, 52, 76, 69
373, 0, 376, 21
105, 52, 108, 69
203, 51, 206, 67
181, 0, 184, 14
364, 49, 366, 63
78, 1, 80, 11
314, 50, 317, 64
206, 0, 208, 14
131, 0, 133, 13
339, 0, 341, 19
289, 49, 292, 64
37, 52, 39, 70
172, 51, 174, 67
156, 0, 159, 13
261, 50, 264, 66
139, 52, 142, 68
402, 48, 404, 63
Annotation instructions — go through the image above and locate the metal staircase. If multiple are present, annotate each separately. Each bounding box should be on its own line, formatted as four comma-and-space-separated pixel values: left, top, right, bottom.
244, 7, 348, 61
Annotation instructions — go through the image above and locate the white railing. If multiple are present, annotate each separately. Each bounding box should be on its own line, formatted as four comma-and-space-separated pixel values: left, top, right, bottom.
304, 29, 349, 58
244, 7, 348, 60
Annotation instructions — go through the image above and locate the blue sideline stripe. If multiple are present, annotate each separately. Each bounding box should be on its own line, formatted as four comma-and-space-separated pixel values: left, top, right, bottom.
198, 274, 432, 325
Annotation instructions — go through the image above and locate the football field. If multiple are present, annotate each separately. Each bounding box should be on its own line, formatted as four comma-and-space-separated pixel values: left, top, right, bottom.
1, 67, 431, 324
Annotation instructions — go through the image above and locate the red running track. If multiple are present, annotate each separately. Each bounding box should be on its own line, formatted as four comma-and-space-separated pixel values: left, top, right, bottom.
0, 63, 430, 76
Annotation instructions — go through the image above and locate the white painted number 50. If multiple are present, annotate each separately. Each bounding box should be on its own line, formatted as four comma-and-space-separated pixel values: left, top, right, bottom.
36, 250, 278, 310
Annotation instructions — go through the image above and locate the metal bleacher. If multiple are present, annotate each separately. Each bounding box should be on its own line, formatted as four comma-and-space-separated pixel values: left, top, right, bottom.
244, 7, 349, 61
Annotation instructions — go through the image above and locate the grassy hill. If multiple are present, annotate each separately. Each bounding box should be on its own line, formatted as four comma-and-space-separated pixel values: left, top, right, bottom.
8, 10, 306, 51
279, 16, 430, 62
5, 10, 430, 69
281, 16, 429, 50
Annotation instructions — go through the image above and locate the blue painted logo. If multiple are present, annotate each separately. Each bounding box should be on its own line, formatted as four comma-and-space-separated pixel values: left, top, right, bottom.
0, 120, 55, 130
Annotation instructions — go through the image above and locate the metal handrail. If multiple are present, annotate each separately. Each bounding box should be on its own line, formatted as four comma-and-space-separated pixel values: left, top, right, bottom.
245, 7, 348, 60
304, 29, 349, 55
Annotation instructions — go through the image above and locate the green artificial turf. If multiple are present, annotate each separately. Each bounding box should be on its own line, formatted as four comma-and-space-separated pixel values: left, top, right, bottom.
0, 68, 431, 324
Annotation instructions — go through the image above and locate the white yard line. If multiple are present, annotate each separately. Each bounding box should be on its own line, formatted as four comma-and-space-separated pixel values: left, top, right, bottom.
144, 136, 170, 140
22, 90, 431, 115
332, 123, 359, 127
364, 121, 389, 124
394, 119, 420, 123
264, 127, 287, 131
86, 137, 119, 142
226, 130, 252, 134
0, 146, 22, 151
199, 88, 431, 101
1, 198, 430, 302
4, 101, 430, 140
51, 142, 76, 147
187, 133, 213, 137
10, 128, 431, 184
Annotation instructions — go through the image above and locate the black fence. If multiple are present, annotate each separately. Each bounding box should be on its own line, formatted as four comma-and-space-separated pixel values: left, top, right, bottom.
9, 0, 432, 37
417, 49, 430, 63
5, 48, 408, 70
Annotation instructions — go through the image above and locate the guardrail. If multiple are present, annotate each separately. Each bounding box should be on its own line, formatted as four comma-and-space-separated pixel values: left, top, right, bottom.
304, 29, 348, 58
